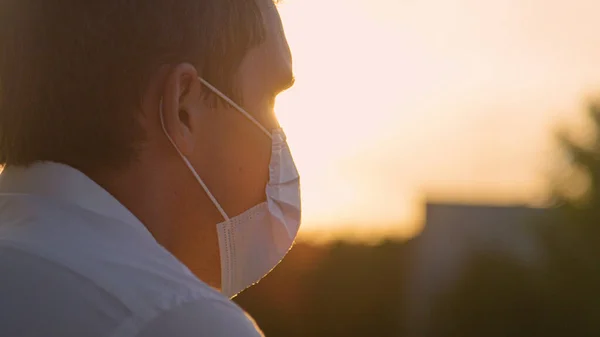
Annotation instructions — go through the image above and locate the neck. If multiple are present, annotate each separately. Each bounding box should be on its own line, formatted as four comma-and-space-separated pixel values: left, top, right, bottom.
85, 159, 223, 288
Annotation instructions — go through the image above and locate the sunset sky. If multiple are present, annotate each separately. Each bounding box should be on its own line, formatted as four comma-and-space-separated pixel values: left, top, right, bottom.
275, 0, 600, 241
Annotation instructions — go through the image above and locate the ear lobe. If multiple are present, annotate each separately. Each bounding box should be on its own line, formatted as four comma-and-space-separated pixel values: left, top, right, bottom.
161, 63, 199, 157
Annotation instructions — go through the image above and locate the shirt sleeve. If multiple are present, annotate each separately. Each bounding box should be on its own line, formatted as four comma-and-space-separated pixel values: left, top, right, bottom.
135, 300, 264, 337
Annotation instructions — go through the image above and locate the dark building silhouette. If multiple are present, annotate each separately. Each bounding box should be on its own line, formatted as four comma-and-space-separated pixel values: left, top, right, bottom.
405, 202, 547, 337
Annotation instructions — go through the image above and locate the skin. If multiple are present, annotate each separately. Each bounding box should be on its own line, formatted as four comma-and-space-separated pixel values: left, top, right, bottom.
90, 0, 294, 290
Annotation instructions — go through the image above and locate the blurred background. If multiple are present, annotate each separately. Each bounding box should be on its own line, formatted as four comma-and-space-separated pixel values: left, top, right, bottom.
235, 0, 600, 336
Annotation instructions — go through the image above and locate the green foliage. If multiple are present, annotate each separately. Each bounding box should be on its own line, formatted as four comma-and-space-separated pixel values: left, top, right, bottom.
428, 98, 600, 337
552, 101, 600, 209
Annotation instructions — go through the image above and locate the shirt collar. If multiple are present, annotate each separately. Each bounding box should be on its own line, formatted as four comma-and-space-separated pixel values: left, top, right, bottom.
0, 161, 152, 236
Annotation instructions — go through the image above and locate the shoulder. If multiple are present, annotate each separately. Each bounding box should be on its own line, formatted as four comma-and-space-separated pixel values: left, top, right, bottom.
0, 194, 263, 337
136, 298, 263, 337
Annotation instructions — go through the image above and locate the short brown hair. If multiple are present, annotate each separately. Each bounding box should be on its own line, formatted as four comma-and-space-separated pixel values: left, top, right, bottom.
0, 0, 265, 171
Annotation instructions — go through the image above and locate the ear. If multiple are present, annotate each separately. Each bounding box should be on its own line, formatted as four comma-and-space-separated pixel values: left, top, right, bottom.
161, 63, 201, 157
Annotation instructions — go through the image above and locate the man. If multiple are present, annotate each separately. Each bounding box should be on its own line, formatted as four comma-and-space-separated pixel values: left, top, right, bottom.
0, 0, 301, 336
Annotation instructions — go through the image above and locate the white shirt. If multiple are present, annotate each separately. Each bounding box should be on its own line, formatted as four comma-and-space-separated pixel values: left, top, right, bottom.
0, 162, 263, 337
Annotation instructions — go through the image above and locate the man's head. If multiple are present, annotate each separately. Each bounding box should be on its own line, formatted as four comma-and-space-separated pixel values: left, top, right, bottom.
0, 0, 294, 288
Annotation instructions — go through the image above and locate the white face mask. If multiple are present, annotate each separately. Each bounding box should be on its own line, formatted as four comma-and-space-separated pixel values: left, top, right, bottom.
160, 77, 301, 298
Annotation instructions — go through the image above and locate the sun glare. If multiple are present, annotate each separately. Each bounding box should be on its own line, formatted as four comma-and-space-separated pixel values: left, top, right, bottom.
275, 0, 600, 241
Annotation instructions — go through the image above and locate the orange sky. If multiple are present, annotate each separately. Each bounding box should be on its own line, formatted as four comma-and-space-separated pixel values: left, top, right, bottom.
275, 0, 600, 241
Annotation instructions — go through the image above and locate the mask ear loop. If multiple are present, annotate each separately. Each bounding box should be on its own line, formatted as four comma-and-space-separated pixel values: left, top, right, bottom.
159, 98, 230, 221
197, 77, 273, 139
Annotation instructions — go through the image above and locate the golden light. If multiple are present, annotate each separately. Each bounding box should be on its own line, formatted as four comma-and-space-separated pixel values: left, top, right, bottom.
274, 0, 600, 241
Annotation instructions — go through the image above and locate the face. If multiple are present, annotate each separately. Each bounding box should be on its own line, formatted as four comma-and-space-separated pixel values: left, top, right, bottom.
152, 0, 294, 288
193, 0, 294, 218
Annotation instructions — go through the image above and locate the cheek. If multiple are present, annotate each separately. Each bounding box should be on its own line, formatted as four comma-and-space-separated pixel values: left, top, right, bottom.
241, 88, 278, 131
193, 107, 272, 216
220, 129, 272, 215
229, 116, 272, 182
235, 137, 271, 188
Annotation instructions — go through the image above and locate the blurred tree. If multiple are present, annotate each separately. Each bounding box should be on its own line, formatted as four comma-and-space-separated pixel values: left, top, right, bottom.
428, 99, 600, 337
551, 100, 600, 211
539, 99, 600, 336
